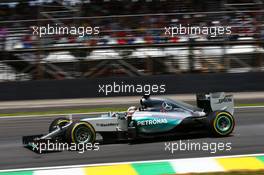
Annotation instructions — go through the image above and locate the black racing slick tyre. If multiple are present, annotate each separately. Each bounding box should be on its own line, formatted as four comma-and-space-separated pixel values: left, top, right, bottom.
207, 111, 235, 137
49, 117, 70, 132
66, 122, 96, 144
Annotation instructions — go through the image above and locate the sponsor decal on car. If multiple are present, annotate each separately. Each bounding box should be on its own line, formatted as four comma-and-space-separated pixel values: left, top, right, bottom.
137, 118, 168, 126
216, 96, 232, 104
96, 123, 119, 127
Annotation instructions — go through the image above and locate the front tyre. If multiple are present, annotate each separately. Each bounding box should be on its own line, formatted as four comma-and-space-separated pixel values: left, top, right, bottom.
66, 122, 96, 144
49, 117, 70, 132
207, 111, 235, 137
49, 117, 70, 142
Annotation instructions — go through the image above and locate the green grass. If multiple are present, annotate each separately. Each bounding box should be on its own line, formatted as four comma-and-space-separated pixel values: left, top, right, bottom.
0, 103, 263, 117
236, 103, 264, 107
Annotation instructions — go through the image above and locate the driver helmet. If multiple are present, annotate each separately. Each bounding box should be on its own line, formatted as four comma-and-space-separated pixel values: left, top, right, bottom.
127, 106, 137, 116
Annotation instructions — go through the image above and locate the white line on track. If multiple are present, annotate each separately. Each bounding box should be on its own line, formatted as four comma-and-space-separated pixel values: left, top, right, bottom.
0, 153, 264, 173
0, 106, 263, 119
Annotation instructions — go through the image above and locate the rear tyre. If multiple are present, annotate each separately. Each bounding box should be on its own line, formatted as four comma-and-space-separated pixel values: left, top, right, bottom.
66, 122, 96, 144
207, 111, 235, 137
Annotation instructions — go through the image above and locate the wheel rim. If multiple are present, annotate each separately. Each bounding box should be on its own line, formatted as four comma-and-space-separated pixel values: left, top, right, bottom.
216, 115, 232, 133
74, 126, 91, 143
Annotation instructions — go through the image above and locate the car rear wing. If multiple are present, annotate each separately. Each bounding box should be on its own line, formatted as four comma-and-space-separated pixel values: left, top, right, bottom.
196, 92, 234, 115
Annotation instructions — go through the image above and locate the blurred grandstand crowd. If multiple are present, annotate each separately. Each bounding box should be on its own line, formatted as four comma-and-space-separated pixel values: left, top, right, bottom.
0, 0, 263, 50
0, 0, 263, 81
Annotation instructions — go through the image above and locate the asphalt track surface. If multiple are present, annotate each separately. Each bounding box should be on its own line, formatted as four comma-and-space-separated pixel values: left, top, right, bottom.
0, 107, 264, 170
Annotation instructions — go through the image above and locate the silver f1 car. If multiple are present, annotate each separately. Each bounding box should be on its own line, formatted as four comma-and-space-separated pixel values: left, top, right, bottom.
23, 92, 235, 149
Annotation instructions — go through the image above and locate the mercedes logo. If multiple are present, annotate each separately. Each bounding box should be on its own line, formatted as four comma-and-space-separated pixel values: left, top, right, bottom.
162, 102, 172, 110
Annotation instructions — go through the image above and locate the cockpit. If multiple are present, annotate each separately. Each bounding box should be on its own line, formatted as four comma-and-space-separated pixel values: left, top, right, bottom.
140, 95, 201, 112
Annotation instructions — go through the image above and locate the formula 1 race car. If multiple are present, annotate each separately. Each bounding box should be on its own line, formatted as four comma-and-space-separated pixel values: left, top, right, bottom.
23, 92, 235, 151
